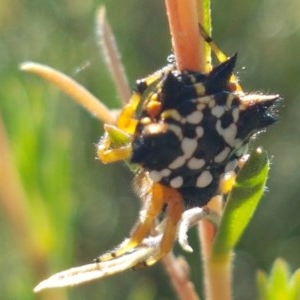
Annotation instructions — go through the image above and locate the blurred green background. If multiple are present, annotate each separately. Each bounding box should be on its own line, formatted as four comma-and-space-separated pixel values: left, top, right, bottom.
0, 0, 300, 299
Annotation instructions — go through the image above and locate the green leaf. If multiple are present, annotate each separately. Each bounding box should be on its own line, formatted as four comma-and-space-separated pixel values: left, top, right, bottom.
257, 270, 269, 300
290, 270, 300, 300
257, 258, 300, 300
269, 258, 290, 297
212, 147, 269, 257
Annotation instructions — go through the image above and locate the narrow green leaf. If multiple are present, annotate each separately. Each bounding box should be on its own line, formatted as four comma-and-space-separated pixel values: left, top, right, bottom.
289, 269, 300, 300
257, 270, 269, 300
266, 258, 290, 299
212, 147, 269, 256
256, 258, 300, 300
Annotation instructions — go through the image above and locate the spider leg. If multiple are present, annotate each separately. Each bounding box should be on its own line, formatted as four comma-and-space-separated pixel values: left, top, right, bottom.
144, 189, 184, 266
199, 24, 242, 92
97, 144, 132, 163
97, 125, 132, 163
116, 91, 140, 134
117, 64, 174, 134
96, 183, 172, 262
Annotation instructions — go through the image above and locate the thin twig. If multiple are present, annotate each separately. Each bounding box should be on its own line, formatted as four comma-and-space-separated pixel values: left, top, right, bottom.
96, 7, 131, 104
162, 254, 200, 300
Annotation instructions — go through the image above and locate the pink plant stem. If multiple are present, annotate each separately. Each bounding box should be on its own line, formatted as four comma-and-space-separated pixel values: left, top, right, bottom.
199, 196, 231, 300
164, 0, 205, 72
165, 1, 232, 299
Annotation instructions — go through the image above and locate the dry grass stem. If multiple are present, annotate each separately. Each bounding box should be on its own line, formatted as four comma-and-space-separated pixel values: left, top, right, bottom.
96, 7, 131, 104
20, 62, 115, 124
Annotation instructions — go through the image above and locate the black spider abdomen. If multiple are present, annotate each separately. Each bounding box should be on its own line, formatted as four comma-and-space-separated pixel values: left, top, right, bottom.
130, 55, 279, 207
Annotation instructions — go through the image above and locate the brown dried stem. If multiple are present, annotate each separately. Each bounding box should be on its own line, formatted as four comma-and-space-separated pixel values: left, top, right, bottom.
96, 7, 131, 104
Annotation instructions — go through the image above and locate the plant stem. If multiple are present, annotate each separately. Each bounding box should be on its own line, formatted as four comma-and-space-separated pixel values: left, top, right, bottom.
20, 62, 115, 124
165, 0, 233, 298
96, 7, 131, 104
199, 196, 232, 300
164, 0, 205, 72
204, 254, 232, 300
162, 253, 200, 300
163, 1, 208, 299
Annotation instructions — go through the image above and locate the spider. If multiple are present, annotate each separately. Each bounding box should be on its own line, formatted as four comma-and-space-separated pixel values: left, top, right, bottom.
95, 26, 279, 267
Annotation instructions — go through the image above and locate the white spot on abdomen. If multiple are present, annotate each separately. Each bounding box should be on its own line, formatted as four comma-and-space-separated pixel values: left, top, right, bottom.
186, 111, 203, 124
195, 126, 204, 138
196, 170, 213, 187
187, 157, 205, 169
182, 138, 197, 158
214, 147, 231, 163
216, 120, 237, 146
149, 169, 171, 182
149, 170, 162, 182
169, 156, 186, 169
170, 176, 183, 188
211, 105, 225, 118
232, 107, 239, 122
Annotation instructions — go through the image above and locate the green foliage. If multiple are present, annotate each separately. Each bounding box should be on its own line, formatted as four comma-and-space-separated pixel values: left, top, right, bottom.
213, 148, 269, 257
0, 0, 299, 299
257, 258, 300, 300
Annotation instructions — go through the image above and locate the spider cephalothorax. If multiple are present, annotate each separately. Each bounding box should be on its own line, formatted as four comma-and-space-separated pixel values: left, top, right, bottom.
130, 54, 278, 208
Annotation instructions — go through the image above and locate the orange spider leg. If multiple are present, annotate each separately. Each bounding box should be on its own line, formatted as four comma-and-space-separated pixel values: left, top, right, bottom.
116, 91, 140, 134
145, 188, 184, 266
116, 64, 174, 134
97, 183, 183, 263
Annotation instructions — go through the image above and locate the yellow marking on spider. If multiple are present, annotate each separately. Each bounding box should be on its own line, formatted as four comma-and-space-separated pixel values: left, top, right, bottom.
219, 171, 237, 195
97, 124, 132, 163
199, 24, 242, 92
116, 91, 140, 133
